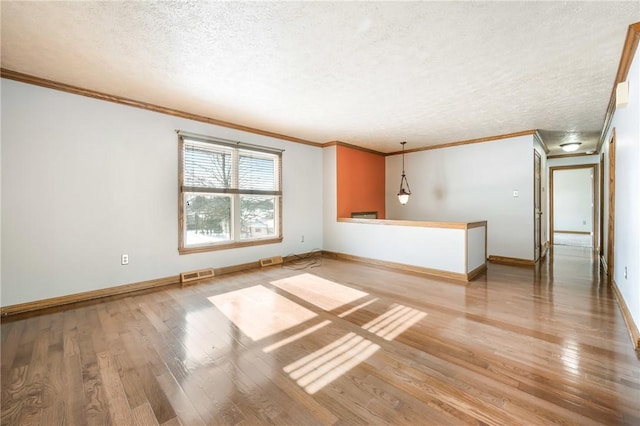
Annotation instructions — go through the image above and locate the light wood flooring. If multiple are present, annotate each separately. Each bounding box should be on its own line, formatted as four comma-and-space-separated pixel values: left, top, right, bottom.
2, 246, 639, 425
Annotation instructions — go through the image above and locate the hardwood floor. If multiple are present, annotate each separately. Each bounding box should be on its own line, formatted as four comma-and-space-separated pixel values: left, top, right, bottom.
2, 247, 639, 425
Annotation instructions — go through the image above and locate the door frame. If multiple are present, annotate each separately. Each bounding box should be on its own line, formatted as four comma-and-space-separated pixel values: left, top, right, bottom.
534, 150, 542, 261
599, 152, 605, 257
607, 129, 616, 283
549, 164, 597, 248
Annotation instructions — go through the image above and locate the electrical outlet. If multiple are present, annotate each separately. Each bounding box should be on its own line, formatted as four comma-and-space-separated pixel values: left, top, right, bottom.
624, 266, 627, 279
121, 254, 129, 265
301, 235, 305, 243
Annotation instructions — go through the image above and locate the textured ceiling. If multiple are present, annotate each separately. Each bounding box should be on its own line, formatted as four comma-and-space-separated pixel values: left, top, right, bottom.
1, 2, 639, 154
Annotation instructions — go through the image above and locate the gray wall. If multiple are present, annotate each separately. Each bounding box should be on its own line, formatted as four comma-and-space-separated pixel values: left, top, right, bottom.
385, 135, 536, 260
1, 79, 324, 306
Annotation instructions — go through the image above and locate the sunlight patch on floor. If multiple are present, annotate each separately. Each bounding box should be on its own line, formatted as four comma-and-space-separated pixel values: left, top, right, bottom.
280, 303, 425, 394
208, 285, 316, 341
271, 273, 368, 311
362, 303, 427, 341
283, 332, 380, 394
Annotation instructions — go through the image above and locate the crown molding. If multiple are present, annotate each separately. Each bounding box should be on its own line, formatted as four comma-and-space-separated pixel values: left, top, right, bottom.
385, 130, 537, 156
533, 130, 550, 154
597, 22, 640, 153
0, 68, 323, 148
322, 140, 386, 156
547, 152, 598, 160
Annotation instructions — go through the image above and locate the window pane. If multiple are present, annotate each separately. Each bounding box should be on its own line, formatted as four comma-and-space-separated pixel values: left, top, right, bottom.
239, 150, 278, 191
184, 141, 232, 188
240, 195, 276, 239
185, 193, 232, 245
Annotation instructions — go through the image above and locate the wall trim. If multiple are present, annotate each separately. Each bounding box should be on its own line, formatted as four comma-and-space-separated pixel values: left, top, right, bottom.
597, 22, 640, 152
1, 69, 542, 158
547, 152, 598, 160
467, 264, 488, 281
323, 140, 385, 156
533, 130, 550, 154
488, 255, 535, 267
0, 252, 317, 318
337, 217, 486, 230
385, 130, 537, 156
0, 68, 322, 148
554, 230, 591, 235
611, 279, 640, 350
322, 250, 471, 282
0, 275, 181, 317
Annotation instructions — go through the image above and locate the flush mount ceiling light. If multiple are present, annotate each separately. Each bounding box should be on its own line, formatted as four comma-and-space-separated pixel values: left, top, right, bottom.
560, 142, 582, 152
397, 141, 412, 205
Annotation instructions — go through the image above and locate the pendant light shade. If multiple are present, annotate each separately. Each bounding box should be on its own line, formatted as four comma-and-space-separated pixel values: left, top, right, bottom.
397, 142, 411, 205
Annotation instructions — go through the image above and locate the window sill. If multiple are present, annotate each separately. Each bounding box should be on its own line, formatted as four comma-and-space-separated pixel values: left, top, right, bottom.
179, 237, 283, 255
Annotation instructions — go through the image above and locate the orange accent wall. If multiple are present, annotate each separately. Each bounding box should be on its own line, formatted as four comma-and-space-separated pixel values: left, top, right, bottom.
336, 145, 386, 219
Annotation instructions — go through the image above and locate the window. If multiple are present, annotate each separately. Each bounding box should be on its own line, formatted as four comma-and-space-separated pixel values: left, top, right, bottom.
178, 131, 282, 254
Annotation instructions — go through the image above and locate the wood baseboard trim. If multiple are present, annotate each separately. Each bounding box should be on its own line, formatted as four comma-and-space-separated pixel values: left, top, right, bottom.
0, 275, 181, 317
488, 255, 535, 267
611, 279, 640, 350
322, 250, 469, 283
467, 263, 487, 281
554, 230, 591, 235
215, 261, 261, 276
1, 251, 323, 318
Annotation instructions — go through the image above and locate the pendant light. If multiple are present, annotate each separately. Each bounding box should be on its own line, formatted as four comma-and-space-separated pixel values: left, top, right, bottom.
560, 142, 581, 152
397, 141, 412, 205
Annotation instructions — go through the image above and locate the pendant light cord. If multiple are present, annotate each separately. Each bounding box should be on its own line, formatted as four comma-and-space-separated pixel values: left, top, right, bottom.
398, 141, 411, 196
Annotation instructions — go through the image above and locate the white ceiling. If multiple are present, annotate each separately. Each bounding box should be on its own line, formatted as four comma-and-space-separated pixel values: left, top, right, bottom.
1, 2, 639, 154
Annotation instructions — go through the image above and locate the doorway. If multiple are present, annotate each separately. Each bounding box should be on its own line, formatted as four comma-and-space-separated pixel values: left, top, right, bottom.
534, 150, 542, 260
549, 165, 596, 248
607, 130, 616, 283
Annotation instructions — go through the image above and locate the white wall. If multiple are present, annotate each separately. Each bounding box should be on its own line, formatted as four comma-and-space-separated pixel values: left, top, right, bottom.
385, 135, 535, 260
1, 79, 324, 307
603, 43, 640, 332
553, 169, 593, 232
467, 226, 486, 271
